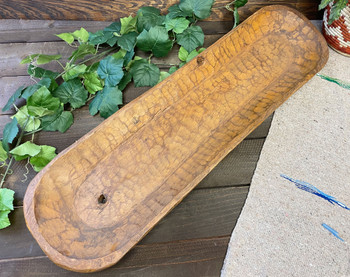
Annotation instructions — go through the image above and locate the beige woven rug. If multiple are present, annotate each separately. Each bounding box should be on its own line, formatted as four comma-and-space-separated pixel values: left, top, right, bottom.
221, 50, 350, 276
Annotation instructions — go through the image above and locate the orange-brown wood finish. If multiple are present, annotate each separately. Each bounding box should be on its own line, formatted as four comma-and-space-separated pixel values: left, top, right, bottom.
23, 6, 328, 273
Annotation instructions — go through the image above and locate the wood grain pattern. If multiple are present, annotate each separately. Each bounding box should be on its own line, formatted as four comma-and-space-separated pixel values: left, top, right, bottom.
23, 6, 328, 272
0, 236, 229, 277
1, 125, 265, 206
0, 0, 322, 22
1, 187, 246, 259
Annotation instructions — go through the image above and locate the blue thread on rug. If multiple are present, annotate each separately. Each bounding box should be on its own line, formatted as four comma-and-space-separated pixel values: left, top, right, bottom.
322, 223, 344, 241
280, 174, 350, 210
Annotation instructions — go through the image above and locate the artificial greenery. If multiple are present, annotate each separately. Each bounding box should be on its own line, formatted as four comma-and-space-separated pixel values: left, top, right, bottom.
0, 0, 248, 229
319, 0, 349, 24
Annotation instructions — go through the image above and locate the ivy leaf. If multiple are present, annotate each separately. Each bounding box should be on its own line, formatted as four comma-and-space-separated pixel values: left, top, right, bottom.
69, 44, 96, 62
88, 30, 113, 45
166, 4, 193, 19
169, 66, 178, 74
86, 62, 100, 73
136, 26, 173, 57
27, 86, 61, 117
30, 145, 57, 172
329, 0, 348, 24
41, 107, 73, 133
83, 72, 103, 94
178, 46, 189, 61
2, 118, 19, 153
0, 210, 11, 229
176, 25, 204, 52
53, 78, 88, 109
0, 188, 14, 211
158, 71, 171, 83
186, 49, 201, 62
0, 144, 8, 162
104, 21, 122, 34
2, 86, 25, 112
12, 106, 41, 132
164, 17, 190, 34
97, 56, 124, 87
112, 49, 127, 60
10, 141, 41, 161
89, 87, 123, 118
137, 6, 165, 32
130, 59, 160, 87
120, 15, 138, 34
72, 27, 89, 43
233, 0, 248, 8
20, 54, 62, 65
123, 49, 135, 66
21, 78, 52, 100
62, 64, 87, 82
118, 71, 133, 90
319, 0, 332, 9
56, 33, 75, 44
0, 187, 14, 229
27, 65, 59, 80
117, 32, 138, 52
103, 22, 122, 46
179, 0, 214, 19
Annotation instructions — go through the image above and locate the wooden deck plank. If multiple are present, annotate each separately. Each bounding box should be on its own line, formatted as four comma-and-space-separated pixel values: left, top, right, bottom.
0, 34, 223, 78
0, 187, 244, 259
0, 0, 321, 22
199, 138, 267, 188
0, 258, 225, 277
0, 236, 228, 276
0, 20, 232, 44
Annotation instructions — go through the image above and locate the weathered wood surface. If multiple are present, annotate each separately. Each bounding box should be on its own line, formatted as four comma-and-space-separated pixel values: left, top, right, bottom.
0, 7, 325, 275
0, 17, 266, 275
1, 132, 266, 206
2, 236, 228, 277
0, 20, 232, 44
0, 186, 247, 259
0, 0, 322, 22
0, 236, 229, 277
22, 6, 328, 272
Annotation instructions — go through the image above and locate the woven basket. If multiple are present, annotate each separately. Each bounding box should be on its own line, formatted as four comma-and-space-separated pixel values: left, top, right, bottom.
323, 0, 350, 56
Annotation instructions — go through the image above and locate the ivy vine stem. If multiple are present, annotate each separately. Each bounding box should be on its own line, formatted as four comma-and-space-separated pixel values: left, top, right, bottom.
54, 47, 117, 80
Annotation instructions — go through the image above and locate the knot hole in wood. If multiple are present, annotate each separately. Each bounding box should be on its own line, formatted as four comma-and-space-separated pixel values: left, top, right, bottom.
197, 56, 204, 66
98, 194, 107, 204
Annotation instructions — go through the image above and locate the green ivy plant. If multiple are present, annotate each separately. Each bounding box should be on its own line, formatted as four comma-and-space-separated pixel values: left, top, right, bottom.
0, 0, 247, 229
319, 0, 349, 25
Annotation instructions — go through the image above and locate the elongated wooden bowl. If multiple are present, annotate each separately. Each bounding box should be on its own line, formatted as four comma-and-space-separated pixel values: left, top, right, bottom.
24, 5, 328, 273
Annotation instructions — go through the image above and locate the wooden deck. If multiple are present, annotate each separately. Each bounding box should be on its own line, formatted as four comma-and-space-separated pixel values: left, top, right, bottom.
0, 9, 319, 276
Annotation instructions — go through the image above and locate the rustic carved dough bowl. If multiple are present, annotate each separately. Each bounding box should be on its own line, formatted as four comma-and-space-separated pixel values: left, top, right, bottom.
23, 6, 328, 272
